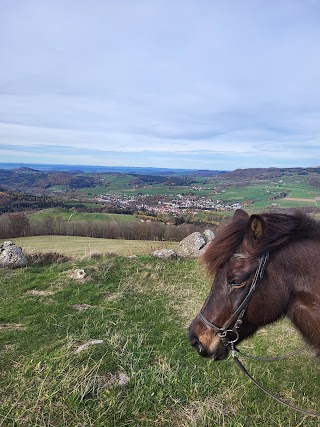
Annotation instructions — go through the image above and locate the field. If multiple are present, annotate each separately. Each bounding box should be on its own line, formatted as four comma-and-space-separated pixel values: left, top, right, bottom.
70, 171, 320, 212
0, 236, 179, 258
1, 240, 320, 426
29, 208, 137, 223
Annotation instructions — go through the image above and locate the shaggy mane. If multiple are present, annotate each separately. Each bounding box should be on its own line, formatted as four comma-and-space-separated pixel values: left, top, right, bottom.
202, 211, 320, 276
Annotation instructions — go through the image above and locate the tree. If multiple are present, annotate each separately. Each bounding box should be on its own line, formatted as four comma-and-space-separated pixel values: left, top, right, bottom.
8, 212, 30, 237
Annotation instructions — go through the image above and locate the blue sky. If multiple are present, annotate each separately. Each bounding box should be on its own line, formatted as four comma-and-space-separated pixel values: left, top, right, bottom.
1, 0, 320, 170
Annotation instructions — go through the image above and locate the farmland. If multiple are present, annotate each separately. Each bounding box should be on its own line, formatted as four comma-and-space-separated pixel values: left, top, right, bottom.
43, 169, 320, 223
1, 165, 320, 235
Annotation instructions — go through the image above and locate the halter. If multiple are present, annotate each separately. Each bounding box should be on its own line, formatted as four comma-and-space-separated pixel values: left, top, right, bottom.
198, 251, 320, 417
199, 251, 269, 350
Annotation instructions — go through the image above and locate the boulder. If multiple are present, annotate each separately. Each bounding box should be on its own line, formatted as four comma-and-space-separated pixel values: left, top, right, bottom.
151, 248, 177, 260
204, 229, 215, 242
0, 241, 27, 268
177, 229, 215, 258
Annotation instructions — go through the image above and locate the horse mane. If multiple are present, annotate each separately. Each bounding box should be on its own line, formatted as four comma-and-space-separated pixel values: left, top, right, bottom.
202, 210, 320, 276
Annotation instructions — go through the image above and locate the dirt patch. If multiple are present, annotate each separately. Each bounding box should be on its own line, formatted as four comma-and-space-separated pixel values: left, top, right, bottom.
26, 290, 55, 296
72, 303, 95, 311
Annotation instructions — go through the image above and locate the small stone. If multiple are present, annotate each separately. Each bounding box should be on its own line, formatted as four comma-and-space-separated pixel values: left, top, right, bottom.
151, 249, 177, 259
75, 339, 103, 353
68, 269, 86, 280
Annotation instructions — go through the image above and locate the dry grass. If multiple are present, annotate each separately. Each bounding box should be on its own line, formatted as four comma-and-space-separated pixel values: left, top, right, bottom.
1, 236, 179, 258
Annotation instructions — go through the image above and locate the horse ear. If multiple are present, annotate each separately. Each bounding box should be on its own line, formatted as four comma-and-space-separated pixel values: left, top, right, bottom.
233, 209, 249, 221
246, 215, 266, 242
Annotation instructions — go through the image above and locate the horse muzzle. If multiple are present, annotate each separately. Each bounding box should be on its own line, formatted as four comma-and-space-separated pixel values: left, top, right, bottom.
188, 331, 229, 361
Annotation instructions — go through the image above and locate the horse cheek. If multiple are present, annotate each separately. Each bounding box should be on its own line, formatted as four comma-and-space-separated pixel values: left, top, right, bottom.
248, 290, 286, 326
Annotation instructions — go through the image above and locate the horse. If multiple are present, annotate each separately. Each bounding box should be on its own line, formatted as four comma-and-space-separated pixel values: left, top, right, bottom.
188, 208, 320, 361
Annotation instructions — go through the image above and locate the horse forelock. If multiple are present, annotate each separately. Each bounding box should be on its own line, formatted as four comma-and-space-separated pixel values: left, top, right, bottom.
202, 216, 248, 276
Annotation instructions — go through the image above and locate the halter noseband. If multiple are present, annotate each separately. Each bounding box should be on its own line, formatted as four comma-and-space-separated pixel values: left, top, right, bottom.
199, 252, 269, 350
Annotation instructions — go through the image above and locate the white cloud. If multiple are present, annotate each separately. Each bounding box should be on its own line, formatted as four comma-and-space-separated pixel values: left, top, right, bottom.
0, 1, 320, 169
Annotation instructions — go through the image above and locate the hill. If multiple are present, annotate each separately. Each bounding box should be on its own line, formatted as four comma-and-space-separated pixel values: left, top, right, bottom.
1, 164, 320, 227
0, 162, 225, 176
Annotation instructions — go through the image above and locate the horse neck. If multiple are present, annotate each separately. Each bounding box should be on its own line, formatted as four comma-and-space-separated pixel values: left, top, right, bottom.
272, 242, 320, 353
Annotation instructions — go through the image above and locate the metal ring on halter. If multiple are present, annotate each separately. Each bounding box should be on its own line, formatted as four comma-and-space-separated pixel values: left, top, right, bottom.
226, 329, 239, 344
219, 329, 239, 346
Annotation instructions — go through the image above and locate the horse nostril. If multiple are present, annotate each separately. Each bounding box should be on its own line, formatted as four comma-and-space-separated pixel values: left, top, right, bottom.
196, 341, 206, 355
189, 335, 206, 355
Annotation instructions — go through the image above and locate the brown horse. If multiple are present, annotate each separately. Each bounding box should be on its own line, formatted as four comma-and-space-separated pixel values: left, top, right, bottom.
188, 209, 320, 361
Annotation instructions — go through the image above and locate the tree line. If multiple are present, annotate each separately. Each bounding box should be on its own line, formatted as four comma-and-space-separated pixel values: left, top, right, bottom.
0, 212, 208, 241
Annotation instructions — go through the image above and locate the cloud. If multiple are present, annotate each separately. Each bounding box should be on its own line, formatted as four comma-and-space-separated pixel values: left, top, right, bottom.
0, 1, 320, 169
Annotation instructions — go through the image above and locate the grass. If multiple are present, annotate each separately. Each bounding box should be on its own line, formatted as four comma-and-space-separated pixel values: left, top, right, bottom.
1, 250, 320, 425
0, 236, 179, 257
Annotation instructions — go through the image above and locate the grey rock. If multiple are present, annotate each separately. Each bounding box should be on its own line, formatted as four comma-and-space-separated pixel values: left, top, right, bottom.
0, 241, 27, 268
177, 229, 215, 258
68, 268, 86, 280
204, 229, 215, 242
151, 249, 177, 259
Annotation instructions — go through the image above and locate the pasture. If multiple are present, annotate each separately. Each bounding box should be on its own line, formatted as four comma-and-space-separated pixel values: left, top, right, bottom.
1, 244, 320, 426
29, 208, 137, 223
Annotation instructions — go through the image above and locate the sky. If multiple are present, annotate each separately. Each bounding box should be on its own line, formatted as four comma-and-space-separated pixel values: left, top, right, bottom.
1, 0, 320, 171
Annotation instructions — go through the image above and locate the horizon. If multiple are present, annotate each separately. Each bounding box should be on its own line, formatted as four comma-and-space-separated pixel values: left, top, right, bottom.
1, 1, 320, 169
1, 161, 320, 174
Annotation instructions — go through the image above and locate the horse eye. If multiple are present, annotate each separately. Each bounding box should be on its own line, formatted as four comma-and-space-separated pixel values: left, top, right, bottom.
228, 280, 246, 289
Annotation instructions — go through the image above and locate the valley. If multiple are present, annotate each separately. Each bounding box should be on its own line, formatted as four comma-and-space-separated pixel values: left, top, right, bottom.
1, 165, 320, 235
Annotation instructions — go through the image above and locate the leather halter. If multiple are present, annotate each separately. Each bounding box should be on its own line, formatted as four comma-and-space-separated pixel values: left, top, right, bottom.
198, 252, 320, 417
199, 252, 269, 349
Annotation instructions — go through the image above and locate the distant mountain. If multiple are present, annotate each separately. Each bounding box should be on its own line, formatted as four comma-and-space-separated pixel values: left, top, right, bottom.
0, 162, 226, 176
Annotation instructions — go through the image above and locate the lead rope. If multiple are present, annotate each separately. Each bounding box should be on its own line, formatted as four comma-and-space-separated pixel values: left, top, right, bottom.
235, 344, 306, 361
230, 345, 320, 417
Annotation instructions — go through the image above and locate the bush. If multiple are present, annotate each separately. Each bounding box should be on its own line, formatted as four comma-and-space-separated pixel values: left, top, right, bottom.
26, 252, 71, 265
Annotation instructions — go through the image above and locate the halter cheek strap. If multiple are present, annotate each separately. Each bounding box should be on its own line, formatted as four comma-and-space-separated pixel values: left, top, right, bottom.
199, 252, 269, 348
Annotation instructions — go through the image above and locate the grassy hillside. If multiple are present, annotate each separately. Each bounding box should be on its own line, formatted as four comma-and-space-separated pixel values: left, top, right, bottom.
1, 251, 319, 426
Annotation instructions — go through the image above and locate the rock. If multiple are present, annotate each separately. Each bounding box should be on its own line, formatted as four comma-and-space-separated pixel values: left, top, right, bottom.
151, 249, 177, 259
177, 229, 215, 258
68, 268, 86, 280
204, 229, 215, 242
75, 339, 104, 353
99, 371, 130, 390
0, 241, 27, 268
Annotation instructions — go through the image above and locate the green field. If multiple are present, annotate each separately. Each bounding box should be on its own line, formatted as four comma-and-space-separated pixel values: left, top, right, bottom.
29, 208, 137, 223
75, 173, 320, 211
0, 252, 319, 426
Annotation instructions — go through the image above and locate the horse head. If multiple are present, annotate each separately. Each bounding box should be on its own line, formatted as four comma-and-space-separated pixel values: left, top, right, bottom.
188, 209, 289, 360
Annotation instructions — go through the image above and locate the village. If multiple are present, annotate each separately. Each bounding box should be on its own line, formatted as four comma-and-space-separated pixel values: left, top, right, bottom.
96, 192, 242, 215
